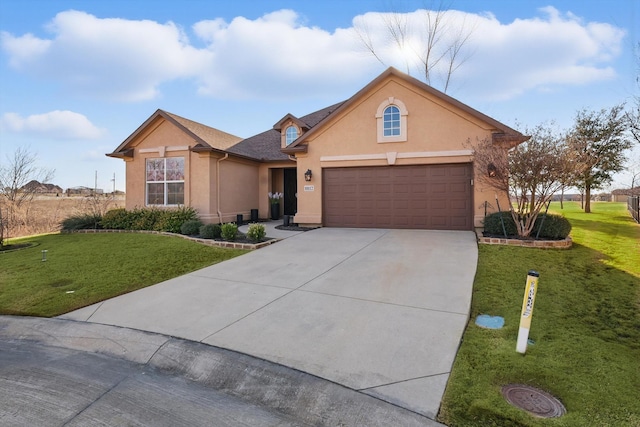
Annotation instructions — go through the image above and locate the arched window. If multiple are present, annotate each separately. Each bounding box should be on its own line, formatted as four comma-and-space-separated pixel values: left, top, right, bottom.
285, 126, 298, 145
383, 105, 401, 137
376, 97, 408, 143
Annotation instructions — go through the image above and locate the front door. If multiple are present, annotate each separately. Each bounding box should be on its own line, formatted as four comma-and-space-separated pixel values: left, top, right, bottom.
283, 168, 297, 216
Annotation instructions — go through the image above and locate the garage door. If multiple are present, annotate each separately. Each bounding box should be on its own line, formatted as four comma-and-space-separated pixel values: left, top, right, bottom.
323, 164, 472, 230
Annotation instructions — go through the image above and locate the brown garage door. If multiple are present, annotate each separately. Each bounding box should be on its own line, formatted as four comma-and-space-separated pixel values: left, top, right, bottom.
323, 164, 472, 230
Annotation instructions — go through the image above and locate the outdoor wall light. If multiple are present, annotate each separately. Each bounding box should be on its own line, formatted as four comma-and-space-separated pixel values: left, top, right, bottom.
487, 163, 497, 177
304, 169, 313, 181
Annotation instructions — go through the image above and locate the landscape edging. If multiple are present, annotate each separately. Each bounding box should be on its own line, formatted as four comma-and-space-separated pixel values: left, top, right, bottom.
62, 229, 278, 250
477, 235, 572, 249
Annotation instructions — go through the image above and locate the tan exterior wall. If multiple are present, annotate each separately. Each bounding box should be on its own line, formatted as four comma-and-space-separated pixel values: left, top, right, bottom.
120, 117, 262, 224
218, 157, 260, 223
292, 76, 509, 228
257, 161, 295, 219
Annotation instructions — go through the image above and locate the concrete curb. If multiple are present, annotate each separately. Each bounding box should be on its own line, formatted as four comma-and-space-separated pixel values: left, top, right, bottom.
0, 316, 444, 426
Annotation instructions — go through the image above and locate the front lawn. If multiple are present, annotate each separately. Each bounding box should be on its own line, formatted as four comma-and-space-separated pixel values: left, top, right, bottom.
0, 233, 247, 317
439, 202, 640, 426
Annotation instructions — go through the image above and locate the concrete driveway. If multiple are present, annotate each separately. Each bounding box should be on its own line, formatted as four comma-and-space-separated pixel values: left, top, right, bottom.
62, 227, 478, 420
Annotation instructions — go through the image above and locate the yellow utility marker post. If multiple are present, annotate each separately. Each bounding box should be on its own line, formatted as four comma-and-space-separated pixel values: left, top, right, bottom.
516, 270, 539, 354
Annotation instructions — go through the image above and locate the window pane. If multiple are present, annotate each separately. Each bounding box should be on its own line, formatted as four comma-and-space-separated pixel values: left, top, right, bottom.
285, 126, 298, 145
146, 159, 165, 182
383, 106, 401, 136
147, 183, 164, 205
166, 157, 185, 181
167, 183, 184, 205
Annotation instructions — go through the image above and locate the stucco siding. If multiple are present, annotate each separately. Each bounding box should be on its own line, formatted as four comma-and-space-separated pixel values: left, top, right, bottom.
218, 159, 260, 223
293, 76, 501, 228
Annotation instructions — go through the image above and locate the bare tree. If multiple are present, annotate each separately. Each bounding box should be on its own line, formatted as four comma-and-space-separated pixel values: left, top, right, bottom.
0, 147, 55, 243
353, 0, 475, 92
567, 104, 632, 213
473, 123, 573, 237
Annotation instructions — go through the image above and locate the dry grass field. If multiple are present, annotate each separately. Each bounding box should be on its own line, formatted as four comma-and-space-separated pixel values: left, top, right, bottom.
1, 194, 125, 239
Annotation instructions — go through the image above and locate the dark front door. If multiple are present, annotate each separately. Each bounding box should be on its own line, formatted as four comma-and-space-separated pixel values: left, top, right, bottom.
283, 168, 297, 216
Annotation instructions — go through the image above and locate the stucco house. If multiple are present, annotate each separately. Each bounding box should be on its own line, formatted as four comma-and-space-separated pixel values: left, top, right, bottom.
108, 67, 527, 231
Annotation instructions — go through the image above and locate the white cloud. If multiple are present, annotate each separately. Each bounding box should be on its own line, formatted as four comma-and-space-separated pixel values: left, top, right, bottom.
452, 7, 625, 100
0, 7, 627, 103
1, 10, 206, 101
1, 110, 105, 139
192, 10, 374, 99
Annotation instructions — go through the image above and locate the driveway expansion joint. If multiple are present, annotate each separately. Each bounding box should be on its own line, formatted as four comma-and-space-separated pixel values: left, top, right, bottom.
358, 372, 451, 391
84, 301, 104, 321
295, 287, 471, 315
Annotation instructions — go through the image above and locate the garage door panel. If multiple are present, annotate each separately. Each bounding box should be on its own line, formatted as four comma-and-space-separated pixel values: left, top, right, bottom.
323, 164, 472, 230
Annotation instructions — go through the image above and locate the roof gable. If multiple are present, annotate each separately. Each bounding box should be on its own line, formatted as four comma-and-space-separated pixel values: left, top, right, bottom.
227, 101, 346, 161
283, 67, 527, 154
107, 109, 242, 158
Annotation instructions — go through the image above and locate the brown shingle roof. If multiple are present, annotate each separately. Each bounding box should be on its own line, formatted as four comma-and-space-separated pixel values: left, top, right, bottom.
227, 129, 286, 161
163, 111, 242, 150
107, 109, 242, 158
228, 101, 346, 161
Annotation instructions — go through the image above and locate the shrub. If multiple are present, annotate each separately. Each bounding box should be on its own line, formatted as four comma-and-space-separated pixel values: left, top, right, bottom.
100, 206, 199, 233
483, 211, 571, 239
101, 208, 131, 229
199, 223, 221, 239
246, 223, 266, 242
482, 212, 518, 236
180, 219, 203, 236
154, 206, 198, 233
130, 207, 162, 230
220, 223, 238, 241
61, 214, 103, 231
533, 214, 572, 239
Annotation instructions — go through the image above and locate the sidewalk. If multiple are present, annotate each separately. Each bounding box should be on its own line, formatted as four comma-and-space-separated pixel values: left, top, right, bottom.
238, 219, 306, 240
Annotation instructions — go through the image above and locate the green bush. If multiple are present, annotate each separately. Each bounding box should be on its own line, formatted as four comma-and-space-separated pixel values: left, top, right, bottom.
483, 211, 571, 239
180, 219, 203, 235
130, 207, 162, 230
199, 223, 221, 239
61, 214, 103, 231
154, 206, 198, 233
246, 223, 266, 242
482, 211, 518, 236
101, 208, 131, 229
220, 223, 238, 241
534, 214, 572, 239
100, 206, 198, 233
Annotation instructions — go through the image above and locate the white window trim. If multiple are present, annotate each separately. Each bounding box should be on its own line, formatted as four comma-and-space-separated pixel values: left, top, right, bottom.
285, 125, 298, 146
145, 157, 185, 206
376, 97, 408, 143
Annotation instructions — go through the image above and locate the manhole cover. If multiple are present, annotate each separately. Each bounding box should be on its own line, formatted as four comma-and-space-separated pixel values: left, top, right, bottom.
501, 384, 566, 418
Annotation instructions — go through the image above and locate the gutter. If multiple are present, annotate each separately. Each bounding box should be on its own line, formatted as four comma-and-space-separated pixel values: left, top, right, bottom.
216, 153, 229, 224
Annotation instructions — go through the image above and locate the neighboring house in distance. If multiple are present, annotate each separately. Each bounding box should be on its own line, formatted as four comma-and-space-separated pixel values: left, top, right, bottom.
108, 67, 528, 231
66, 186, 104, 196
612, 187, 640, 202
20, 180, 63, 194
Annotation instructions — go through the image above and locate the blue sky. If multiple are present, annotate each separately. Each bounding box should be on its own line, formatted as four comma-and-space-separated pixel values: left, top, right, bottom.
1, 0, 638, 192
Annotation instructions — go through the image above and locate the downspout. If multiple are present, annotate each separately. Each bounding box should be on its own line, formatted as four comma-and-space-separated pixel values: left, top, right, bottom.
217, 153, 229, 223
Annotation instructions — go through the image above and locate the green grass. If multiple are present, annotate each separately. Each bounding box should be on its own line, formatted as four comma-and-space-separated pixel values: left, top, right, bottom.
439, 202, 640, 426
0, 233, 247, 317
